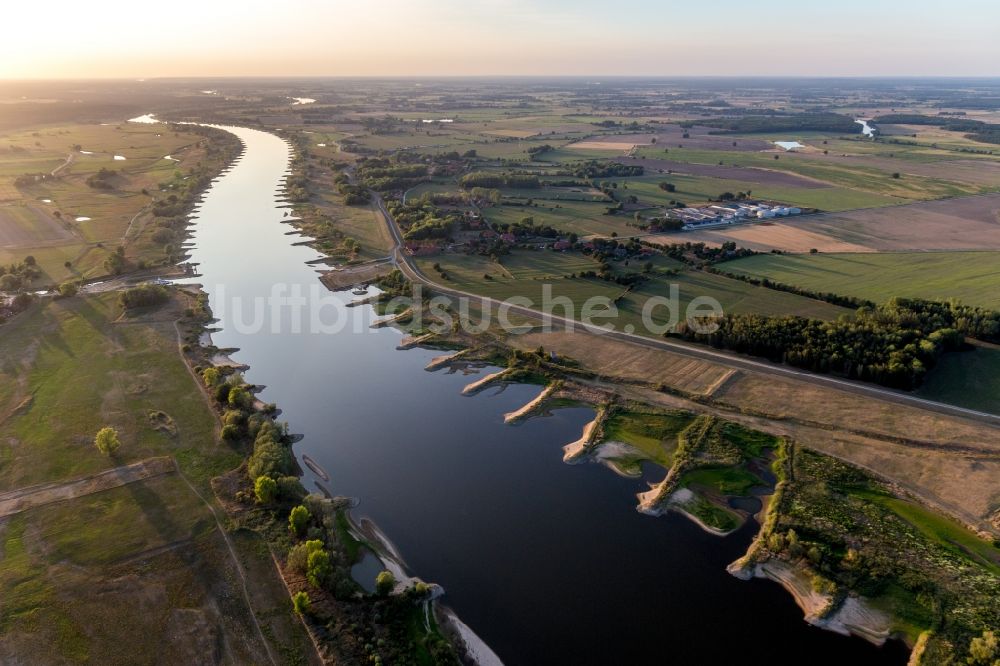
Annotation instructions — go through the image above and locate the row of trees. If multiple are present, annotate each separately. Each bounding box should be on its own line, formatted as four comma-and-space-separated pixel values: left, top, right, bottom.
387, 199, 461, 241
459, 171, 540, 189
0, 256, 40, 292
357, 159, 430, 192
571, 161, 644, 179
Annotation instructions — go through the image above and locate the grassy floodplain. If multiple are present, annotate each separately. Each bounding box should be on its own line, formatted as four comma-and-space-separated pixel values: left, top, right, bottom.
0, 122, 232, 284
0, 291, 312, 662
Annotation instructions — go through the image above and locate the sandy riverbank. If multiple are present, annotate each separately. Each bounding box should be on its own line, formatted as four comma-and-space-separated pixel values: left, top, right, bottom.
733, 559, 892, 646
503, 382, 558, 424
461, 368, 514, 395
562, 407, 607, 462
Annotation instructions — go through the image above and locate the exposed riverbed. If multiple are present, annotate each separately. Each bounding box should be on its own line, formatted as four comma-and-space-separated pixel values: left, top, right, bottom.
179, 125, 908, 665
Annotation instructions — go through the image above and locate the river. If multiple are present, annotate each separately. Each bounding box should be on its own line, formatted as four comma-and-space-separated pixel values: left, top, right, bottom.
180, 125, 909, 665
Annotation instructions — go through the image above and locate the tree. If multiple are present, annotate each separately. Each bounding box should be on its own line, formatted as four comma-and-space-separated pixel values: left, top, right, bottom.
58, 281, 78, 298
375, 570, 395, 597
94, 427, 121, 455
292, 591, 310, 615
289, 505, 311, 536
254, 475, 278, 504
306, 549, 332, 588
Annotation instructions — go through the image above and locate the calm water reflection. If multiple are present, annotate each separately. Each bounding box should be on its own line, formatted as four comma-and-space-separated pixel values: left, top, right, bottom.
181, 126, 908, 665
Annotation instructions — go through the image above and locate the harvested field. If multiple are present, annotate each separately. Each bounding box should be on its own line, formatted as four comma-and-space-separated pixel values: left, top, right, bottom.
568, 139, 649, 151
669, 221, 873, 253
509, 329, 735, 396
675, 193, 1000, 252
794, 193, 1000, 251
619, 156, 830, 189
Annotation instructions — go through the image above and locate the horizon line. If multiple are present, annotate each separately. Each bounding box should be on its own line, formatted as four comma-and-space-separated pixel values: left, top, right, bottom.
4, 74, 1000, 83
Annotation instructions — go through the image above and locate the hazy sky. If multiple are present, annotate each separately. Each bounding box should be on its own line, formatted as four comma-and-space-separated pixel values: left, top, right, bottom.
3, 0, 999, 78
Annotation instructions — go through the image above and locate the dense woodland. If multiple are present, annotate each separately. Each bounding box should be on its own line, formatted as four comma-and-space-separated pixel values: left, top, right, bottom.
676, 299, 974, 390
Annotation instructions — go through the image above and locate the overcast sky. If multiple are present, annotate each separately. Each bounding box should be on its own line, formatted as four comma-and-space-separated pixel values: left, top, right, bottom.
3, 0, 998, 78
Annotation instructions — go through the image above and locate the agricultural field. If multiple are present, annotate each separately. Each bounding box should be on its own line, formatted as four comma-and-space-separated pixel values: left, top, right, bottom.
415, 250, 623, 307
678, 193, 1000, 253
632, 146, 984, 200
721, 251, 1000, 310
0, 290, 311, 663
623, 173, 902, 212
421, 246, 849, 339
484, 199, 637, 238
610, 269, 851, 330
917, 346, 1000, 415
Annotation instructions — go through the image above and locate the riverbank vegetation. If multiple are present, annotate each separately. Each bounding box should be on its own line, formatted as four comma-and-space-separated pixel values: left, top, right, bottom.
740, 445, 1000, 661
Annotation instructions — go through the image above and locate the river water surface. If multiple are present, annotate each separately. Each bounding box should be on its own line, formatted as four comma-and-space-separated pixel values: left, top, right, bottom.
181, 125, 909, 665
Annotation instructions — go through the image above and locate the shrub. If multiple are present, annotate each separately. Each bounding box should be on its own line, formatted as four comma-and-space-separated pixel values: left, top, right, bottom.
292, 591, 310, 615
375, 570, 395, 597
118, 284, 168, 310
94, 427, 121, 455
223, 410, 244, 427
289, 505, 311, 536
214, 382, 231, 403
202, 367, 220, 387
287, 539, 325, 573
221, 424, 240, 441
227, 386, 253, 410
277, 476, 307, 502
57, 281, 78, 298
254, 475, 278, 504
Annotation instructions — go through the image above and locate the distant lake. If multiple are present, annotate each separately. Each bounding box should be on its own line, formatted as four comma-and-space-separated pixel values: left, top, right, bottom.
180, 125, 909, 665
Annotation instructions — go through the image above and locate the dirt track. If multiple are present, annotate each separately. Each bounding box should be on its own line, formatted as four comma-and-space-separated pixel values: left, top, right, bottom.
0, 456, 175, 517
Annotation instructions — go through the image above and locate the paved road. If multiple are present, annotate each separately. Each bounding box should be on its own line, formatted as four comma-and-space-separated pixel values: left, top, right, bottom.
375, 197, 1000, 428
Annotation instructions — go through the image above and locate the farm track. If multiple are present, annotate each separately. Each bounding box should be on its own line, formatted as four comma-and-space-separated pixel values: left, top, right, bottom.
0, 456, 176, 518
